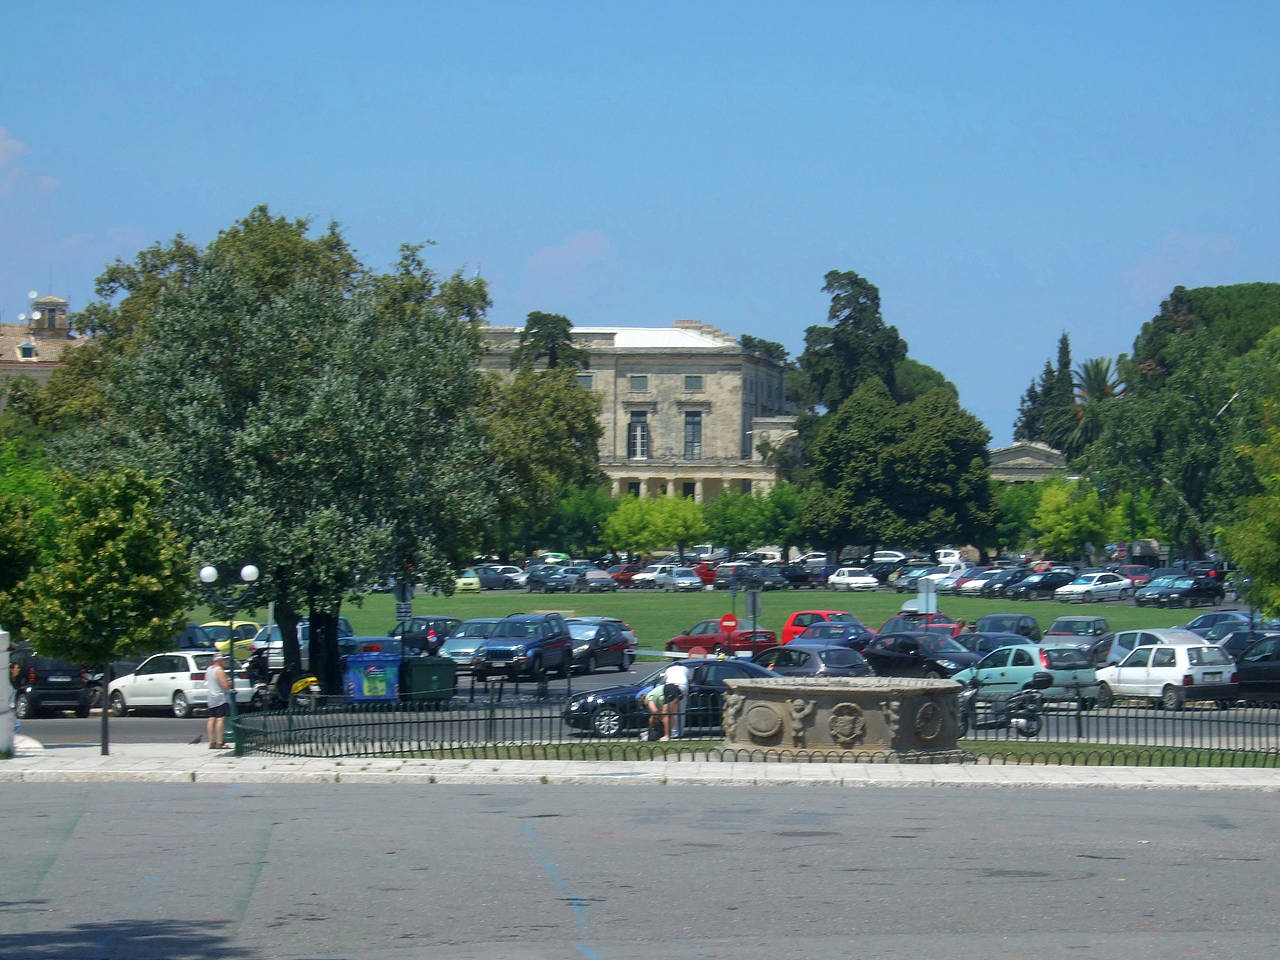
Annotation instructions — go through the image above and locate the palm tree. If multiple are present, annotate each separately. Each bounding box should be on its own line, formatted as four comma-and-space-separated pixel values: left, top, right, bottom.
1067, 357, 1124, 456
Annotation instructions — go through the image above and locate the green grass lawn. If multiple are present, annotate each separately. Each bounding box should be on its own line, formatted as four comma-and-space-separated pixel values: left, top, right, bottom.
195, 586, 1223, 651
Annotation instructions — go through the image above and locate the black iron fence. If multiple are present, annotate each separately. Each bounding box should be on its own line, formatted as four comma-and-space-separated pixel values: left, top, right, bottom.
232, 691, 1280, 767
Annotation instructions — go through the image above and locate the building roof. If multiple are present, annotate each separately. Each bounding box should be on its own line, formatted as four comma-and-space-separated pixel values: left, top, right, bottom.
571, 324, 737, 350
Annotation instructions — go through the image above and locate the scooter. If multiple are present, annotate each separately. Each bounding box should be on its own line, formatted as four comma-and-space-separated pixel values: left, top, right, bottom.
957, 671, 1053, 738
247, 650, 320, 711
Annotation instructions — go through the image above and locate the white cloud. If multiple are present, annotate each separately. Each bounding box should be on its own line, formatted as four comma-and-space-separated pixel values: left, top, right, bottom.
518, 229, 617, 308
0, 127, 57, 196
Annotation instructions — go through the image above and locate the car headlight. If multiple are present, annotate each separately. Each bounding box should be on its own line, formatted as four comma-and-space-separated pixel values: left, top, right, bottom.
513, 644, 526, 657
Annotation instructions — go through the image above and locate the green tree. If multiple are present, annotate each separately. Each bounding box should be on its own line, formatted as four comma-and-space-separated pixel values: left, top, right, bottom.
23, 469, 190, 747
1029, 479, 1108, 561
755, 482, 805, 559
739, 334, 789, 365
1069, 356, 1124, 454
653, 496, 707, 561
603, 495, 663, 557
703, 490, 762, 558
787, 270, 907, 412
1223, 402, 1280, 617
510, 311, 589, 371
1013, 333, 1075, 452
991, 481, 1042, 557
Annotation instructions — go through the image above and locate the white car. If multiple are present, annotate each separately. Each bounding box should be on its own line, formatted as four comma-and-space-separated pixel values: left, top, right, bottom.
871, 550, 907, 564
108, 650, 253, 719
1054, 572, 1133, 603
488, 564, 527, 587
827, 567, 879, 591
632, 563, 674, 588
957, 569, 1000, 595
1095, 643, 1238, 710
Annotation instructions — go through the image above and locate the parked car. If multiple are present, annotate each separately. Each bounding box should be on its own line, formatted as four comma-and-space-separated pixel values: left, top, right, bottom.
955, 568, 1001, 596
860, 632, 980, 678
484, 564, 526, 587
782, 610, 861, 645
753, 644, 875, 678
564, 565, 620, 593
569, 616, 639, 655
437, 618, 502, 674
201, 620, 261, 661
1113, 564, 1155, 588
108, 650, 254, 718
827, 566, 879, 592
878, 612, 957, 635
950, 644, 1100, 704
1053, 572, 1134, 603
630, 563, 676, 589
653, 566, 704, 592
472, 613, 574, 681
607, 563, 645, 587
1217, 629, 1280, 662
1234, 635, 1280, 702
9, 645, 92, 719
561, 658, 775, 737
566, 618, 632, 674
665, 618, 777, 656
470, 565, 515, 590
795, 620, 877, 651
1005, 570, 1077, 600
389, 615, 461, 657
893, 563, 941, 593
979, 568, 1032, 597
1095, 643, 1238, 710
251, 617, 355, 673
1092, 627, 1204, 667
953, 632, 1034, 658
691, 561, 718, 586
1185, 610, 1255, 638
712, 562, 760, 590
525, 563, 576, 593
1044, 616, 1114, 662
973, 613, 1042, 642
865, 560, 907, 584
1154, 575, 1226, 608
454, 568, 482, 592
778, 563, 830, 589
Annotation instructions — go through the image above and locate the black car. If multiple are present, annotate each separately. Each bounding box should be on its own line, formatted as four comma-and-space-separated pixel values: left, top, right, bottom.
753, 644, 874, 678
752, 566, 790, 591
565, 618, 632, 675
1218, 629, 1280, 662
525, 564, 575, 593
1142, 575, 1225, 608
979, 568, 1032, 597
473, 613, 573, 680
712, 563, 760, 590
1235, 635, 1280, 701
388, 616, 461, 656
860, 632, 980, 678
1004, 570, 1076, 599
973, 613, 1042, 642
10, 645, 92, 719
778, 563, 830, 589
795, 620, 877, 652
562, 658, 775, 737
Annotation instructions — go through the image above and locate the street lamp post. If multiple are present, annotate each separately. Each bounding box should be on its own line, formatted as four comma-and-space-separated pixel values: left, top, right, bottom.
199, 563, 259, 751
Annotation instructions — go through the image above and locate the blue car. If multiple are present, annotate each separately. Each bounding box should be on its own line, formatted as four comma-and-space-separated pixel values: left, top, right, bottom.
950, 643, 1099, 704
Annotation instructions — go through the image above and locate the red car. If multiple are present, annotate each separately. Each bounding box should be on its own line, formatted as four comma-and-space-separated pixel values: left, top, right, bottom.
1113, 565, 1154, 588
782, 610, 862, 645
665, 618, 778, 656
692, 562, 718, 586
607, 564, 645, 587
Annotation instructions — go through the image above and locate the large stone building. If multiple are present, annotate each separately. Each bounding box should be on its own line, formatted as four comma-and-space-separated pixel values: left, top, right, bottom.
0, 294, 83, 405
480, 319, 796, 500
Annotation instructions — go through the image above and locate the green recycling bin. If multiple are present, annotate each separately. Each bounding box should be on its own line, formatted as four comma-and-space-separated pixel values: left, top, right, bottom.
400, 655, 457, 703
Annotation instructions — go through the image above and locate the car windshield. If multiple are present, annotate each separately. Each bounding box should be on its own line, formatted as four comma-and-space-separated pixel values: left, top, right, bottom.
568, 623, 600, 639
1146, 577, 1176, 588
920, 635, 968, 655
825, 613, 860, 625
1049, 620, 1099, 636
439, 636, 478, 653
819, 648, 866, 666
1021, 574, 1044, 584
492, 622, 539, 639
1070, 576, 1094, 585
1172, 578, 1196, 588
454, 622, 497, 638
674, 568, 696, 576
1187, 646, 1233, 665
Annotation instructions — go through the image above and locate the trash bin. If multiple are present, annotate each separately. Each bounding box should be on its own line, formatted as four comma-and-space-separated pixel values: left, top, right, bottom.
345, 652, 402, 701
400, 656, 457, 703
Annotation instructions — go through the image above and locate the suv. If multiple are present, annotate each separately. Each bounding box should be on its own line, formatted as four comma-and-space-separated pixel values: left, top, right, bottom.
10, 645, 92, 719
472, 613, 573, 681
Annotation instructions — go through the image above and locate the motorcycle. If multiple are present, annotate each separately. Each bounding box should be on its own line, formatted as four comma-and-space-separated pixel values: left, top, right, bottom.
246, 649, 321, 711
957, 670, 1052, 738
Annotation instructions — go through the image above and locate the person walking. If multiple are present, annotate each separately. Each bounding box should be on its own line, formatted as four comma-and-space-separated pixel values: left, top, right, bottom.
205, 652, 233, 749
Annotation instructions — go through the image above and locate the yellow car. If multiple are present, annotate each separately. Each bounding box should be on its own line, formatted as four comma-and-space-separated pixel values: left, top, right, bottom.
202, 620, 261, 661
454, 568, 482, 593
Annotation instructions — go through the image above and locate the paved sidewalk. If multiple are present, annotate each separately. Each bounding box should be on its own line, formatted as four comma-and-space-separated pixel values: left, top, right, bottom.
5, 735, 1280, 789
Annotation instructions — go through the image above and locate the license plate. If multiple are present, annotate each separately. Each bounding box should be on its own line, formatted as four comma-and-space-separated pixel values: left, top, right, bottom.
1203, 672, 1222, 682
48, 675, 71, 683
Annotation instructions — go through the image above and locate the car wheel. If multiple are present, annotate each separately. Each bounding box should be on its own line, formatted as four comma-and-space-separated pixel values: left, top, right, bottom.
109, 690, 128, 717
923, 669, 942, 680
592, 704, 623, 737
88, 684, 103, 709
1016, 716, 1043, 738
1083, 591, 1093, 603
1119, 588, 1131, 600
558, 653, 572, 679
1080, 698, 1097, 711
531, 655, 544, 679
172, 691, 192, 719
1161, 685, 1185, 711
584, 654, 597, 675
1097, 683, 1113, 708
665, 642, 679, 652
619, 653, 632, 672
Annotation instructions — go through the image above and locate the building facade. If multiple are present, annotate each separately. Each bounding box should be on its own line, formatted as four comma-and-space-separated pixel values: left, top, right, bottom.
480, 319, 796, 500
0, 294, 83, 406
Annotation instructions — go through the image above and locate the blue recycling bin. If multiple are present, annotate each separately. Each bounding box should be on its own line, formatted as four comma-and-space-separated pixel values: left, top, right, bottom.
345, 652, 402, 701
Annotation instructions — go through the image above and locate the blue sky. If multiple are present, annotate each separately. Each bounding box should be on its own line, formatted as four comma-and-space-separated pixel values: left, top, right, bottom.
4, 2, 1276, 444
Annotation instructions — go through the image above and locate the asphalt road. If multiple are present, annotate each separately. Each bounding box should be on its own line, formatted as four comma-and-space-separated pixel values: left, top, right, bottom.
2, 782, 1276, 960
